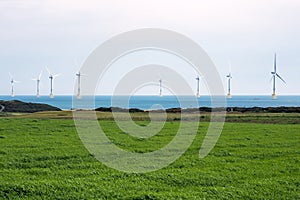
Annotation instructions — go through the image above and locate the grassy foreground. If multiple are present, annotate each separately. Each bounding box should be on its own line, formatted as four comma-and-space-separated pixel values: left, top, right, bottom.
0, 114, 299, 199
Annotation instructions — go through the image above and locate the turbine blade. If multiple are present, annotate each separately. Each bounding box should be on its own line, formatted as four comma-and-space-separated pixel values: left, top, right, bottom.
53, 73, 61, 78
276, 73, 286, 83
274, 53, 277, 73
45, 66, 51, 75
39, 70, 43, 79
227, 74, 232, 79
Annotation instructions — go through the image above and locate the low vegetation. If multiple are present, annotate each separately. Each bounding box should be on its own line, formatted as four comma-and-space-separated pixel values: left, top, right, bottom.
5, 110, 300, 124
0, 114, 299, 199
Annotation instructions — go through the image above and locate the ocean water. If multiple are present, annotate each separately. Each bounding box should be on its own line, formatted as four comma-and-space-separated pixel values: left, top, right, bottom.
1, 95, 299, 110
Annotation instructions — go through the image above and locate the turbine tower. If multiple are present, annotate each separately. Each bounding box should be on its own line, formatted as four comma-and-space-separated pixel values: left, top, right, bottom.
9, 73, 19, 97
159, 79, 163, 97
226, 72, 232, 99
46, 67, 61, 98
271, 53, 286, 99
196, 76, 200, 98
76, 71, 86, 99
32, 70, 43, 97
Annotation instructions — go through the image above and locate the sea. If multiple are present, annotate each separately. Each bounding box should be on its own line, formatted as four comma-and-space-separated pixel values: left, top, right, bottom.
1, 95, 299, 110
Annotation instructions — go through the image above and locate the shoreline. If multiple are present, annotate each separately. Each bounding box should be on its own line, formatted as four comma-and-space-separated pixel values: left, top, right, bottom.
1, 96, 299, 111
1, 99, 300, 113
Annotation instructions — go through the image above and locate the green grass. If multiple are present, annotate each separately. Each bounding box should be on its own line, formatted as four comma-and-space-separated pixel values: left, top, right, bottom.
0, 117, 299, 199
7, 110, 300, 124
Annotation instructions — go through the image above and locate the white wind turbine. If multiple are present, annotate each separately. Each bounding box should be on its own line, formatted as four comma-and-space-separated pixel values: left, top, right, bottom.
159, 79, 163, 97
226, 62, 232, 99
271, 53, 286, 99
196, 75, 201, 98
46, 67, 61, 98
32, 70, 43, 97
9, 73, 20, 97
76, 71, 87, 99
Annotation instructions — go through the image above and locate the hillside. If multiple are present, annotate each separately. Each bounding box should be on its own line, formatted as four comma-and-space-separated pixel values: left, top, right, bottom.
0, 100, 61, 113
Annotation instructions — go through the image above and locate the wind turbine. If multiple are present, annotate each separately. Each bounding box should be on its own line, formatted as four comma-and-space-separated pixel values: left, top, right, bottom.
226, 72, 232, 99
271, 53, 286, 99
46, 67, 61, 98
225, 61, 233, 99
196, 76, 201, 98
159, 79, 163, 97
32, 70, 43, 97
9, 73, 20, 97
76, 71, 86, 99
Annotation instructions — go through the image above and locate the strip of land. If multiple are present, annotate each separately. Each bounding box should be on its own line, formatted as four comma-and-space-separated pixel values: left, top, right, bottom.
1, 100, 299, 124
0, 110, 298, 124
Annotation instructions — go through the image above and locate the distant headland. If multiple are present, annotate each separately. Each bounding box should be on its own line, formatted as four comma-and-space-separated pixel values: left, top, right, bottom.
0, 100, 61, 113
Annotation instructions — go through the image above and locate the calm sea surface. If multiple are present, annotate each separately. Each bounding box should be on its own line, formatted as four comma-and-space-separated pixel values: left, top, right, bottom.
1, 95, 299, 110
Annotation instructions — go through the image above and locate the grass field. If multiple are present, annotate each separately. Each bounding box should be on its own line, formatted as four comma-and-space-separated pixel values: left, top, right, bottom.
0, 112, 299, 199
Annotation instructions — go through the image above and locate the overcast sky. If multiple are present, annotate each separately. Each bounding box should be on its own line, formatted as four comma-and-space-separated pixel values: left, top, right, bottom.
0, 0, 299, 96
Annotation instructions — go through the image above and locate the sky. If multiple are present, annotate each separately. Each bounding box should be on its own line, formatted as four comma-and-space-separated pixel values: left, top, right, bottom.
0, 0, 299, 96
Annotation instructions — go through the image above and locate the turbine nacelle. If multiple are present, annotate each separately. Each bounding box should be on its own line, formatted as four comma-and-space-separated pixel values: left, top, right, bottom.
226, 73, 232, 79
76, 72, 87, 77
49, 74, 60, 79
10, 80, 14, 85
10, 79, 19, 85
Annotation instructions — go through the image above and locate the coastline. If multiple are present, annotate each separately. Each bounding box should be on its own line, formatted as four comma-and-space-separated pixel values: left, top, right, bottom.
1, 99, 300, 113
0, 95, 299, 111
